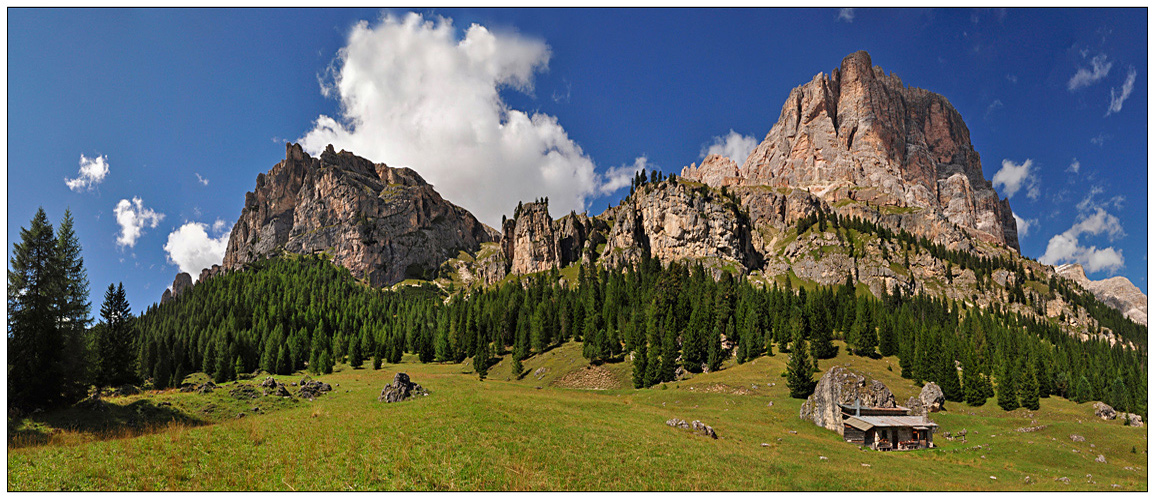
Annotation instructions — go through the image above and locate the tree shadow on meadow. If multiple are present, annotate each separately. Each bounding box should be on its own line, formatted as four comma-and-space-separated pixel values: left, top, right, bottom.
8, 396, 208, 449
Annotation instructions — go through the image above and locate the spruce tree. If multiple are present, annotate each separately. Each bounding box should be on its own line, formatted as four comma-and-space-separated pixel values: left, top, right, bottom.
8, 209, 69, 409
706, 324, 723, 372
877, 317, 896, 357
511, 354, 524, 379
659, 307, 678, 382
97, 282, 136, 387
786, 326, 815, 399
810, 317, 837, 359
632, 341, 648, 388
1020, 362, 1040, 411
473, 330, 489, 380
319, 350, 333, 374
997, 361, 1020, 411
54, 210, 92, 396
963, 354, 987, 406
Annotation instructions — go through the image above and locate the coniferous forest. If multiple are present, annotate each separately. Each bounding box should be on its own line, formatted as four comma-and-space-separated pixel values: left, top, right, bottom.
8, 207, 1149, 422
132, 252, 1147, 418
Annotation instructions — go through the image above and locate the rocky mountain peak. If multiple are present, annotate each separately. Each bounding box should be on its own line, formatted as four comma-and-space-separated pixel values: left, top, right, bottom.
1056, 263, 1148, 326
221, 143, 497, 287
682, 50, 1019, 252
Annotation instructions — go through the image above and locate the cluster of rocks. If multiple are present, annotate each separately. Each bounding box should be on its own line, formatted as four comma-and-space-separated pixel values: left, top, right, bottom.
1091, 402, 1143, 427
297, 376, 333, 400
180, 381, 217, 394
665, 418, 718, 439
377, 373, 428, 403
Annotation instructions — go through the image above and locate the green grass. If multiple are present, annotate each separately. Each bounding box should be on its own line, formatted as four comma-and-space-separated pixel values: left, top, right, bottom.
7, 342, 1147, 491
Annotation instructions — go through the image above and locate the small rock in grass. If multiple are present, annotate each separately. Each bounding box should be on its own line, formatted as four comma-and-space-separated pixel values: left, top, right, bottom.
819, 456, 828, 461
789, 430, 797, 434
767, 401, 774, 407
1055, 477, 1070, 483
989, 476, 997, 480
1095, 455, 1106, 463
236, 413, 245, 418
761, 443, 769, 447
690, 420, 717, 439
861, 463, 871, 467
1070, 434, 1085, 442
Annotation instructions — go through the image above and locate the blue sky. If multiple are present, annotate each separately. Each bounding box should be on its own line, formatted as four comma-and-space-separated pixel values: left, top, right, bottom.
7, 8, 1148, 314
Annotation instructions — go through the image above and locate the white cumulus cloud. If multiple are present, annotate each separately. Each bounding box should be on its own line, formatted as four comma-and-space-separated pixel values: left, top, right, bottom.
702, 130, 759, 165
1066, 158, 1080, 174
1013, 212, 1037, 239
1040, 208, 1126, 274
1105, 66, 1136, 116
992, 159, 1039, 200
1067, 53, 1112, 91
65, 154, 110, 192
164, 222, 231, 282
195, 173, 210, 186
299, 13, 631, 227
837, 8, 855, 22
114, 197, 164, 249
598, 157, 649, 196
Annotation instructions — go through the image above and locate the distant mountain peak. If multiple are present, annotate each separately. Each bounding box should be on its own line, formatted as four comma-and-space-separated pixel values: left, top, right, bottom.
682, 50, 1019, 252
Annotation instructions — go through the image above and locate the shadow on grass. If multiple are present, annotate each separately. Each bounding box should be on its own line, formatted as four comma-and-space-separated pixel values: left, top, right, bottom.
8, 397, 208, 450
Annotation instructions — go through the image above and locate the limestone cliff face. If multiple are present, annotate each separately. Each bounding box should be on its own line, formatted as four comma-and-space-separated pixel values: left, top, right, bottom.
222, 143, 498, 287
1056, 263, 1148, 326
598, 181, 760, 274
681, 51, 1019, 252
500, 201, 607, 275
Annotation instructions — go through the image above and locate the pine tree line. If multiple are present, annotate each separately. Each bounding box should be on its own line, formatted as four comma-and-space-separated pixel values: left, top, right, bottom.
134, 251, 1147, 418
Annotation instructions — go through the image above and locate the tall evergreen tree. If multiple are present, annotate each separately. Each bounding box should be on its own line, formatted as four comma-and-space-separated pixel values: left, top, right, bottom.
1019, 359, 1040, 411
962, 352, 987, 406
97, 283, 136, 387
473, 329, 489, 380
8, 209, 89, 409
632, 341, 648, 388
997, 360, 1020, 411
54, 210, 92, 394
786, 325, 815, 399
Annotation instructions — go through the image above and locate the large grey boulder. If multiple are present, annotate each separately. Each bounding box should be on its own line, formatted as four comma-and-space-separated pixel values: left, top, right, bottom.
799, 366, 896, 434
378, 373, 428, 403
1093, 402, 1117, 420
920, 382, 945, 412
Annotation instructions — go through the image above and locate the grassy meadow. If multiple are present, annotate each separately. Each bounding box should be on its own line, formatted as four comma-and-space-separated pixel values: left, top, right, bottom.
7, 340, 1147, 491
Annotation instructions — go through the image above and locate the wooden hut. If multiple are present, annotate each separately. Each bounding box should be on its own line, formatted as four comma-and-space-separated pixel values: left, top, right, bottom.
839, 400, 938, 450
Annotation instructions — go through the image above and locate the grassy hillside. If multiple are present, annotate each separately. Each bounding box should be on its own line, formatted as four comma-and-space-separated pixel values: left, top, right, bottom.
7, 341, 1146, 491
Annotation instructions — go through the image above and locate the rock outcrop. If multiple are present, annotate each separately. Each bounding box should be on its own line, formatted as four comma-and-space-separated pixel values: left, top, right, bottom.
1056, 263, 1148, 326
681, 51, 1019, 252
378, 372, 428, 403
500, 201, 606, 275
160, 272, 193, 305
598, 180, 759, 274
907, 382, 945, 416
222, 143, 498, 287
799, 366, 896, 434
1094, 401, 1117, 421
